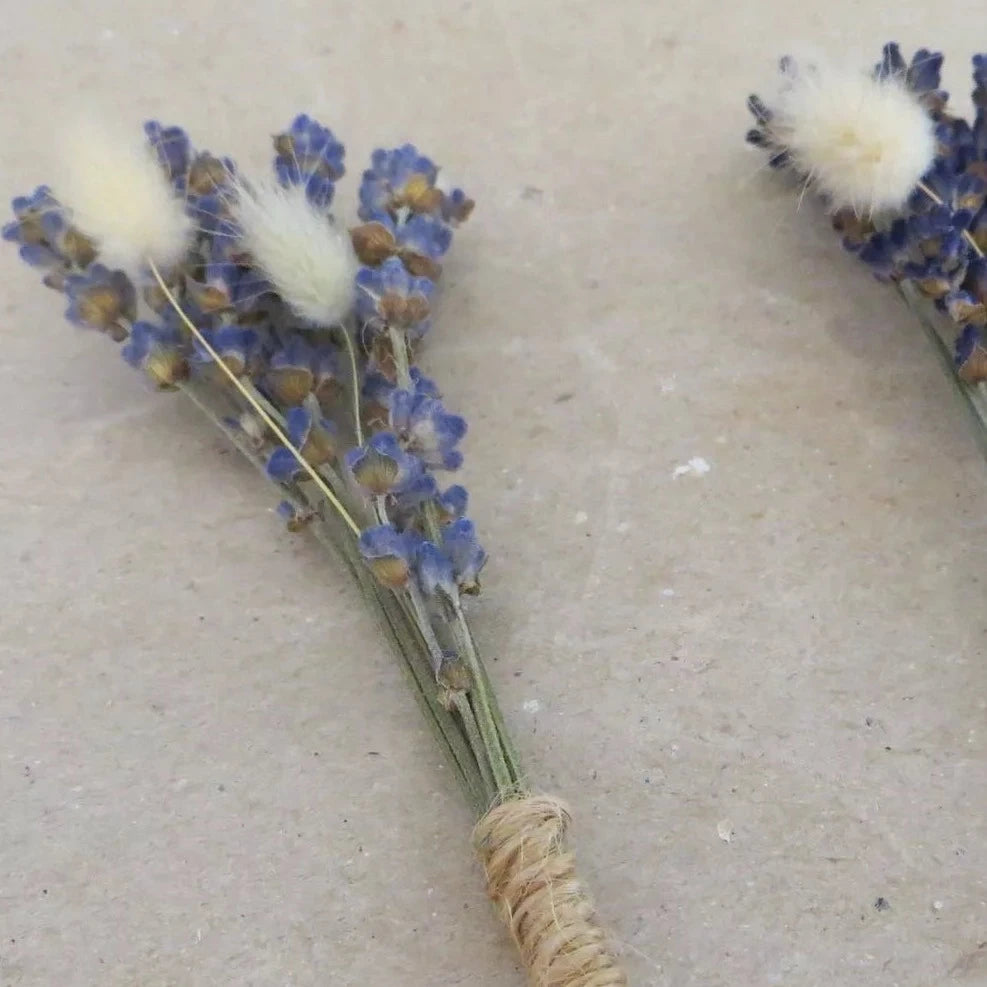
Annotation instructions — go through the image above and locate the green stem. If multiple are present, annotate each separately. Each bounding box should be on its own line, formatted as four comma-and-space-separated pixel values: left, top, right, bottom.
406, 581, 447, 678
388, 321, 521, 796
451, 601, 523, 786
336, 323, 364, 447
451, 692, 497, 803
449, 599, 515, 794
367, 571, 486, 813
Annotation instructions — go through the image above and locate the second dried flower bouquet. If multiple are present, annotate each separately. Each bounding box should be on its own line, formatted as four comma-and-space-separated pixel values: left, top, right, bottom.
746, 43, 987, 455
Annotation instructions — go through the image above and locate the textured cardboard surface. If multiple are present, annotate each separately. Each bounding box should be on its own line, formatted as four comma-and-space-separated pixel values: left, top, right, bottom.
1, 3, 985, 985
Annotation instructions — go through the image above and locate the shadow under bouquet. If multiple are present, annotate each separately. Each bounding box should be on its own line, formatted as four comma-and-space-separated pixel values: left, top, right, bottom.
3, 117, 627, 985
746, 43, 987, 456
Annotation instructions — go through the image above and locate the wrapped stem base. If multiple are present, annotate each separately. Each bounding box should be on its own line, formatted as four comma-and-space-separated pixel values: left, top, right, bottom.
474, 795, 628, 986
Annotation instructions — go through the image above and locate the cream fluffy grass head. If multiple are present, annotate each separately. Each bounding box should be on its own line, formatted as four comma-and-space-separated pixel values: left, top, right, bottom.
770, 55, 936, 215
231, 177, 357, 326
54, 119, 191, 275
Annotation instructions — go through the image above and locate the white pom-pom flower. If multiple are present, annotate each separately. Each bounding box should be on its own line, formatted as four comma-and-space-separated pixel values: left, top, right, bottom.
771, 56, 936, 215
54, 120, 192, 275
232, 179, 357, 326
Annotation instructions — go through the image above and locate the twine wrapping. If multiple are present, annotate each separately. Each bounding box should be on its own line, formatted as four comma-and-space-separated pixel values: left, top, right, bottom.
474, 794, 628, 986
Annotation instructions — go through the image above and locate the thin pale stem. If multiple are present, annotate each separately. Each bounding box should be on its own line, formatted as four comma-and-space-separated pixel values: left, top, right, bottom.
451, 692, 498, 801
337, 323, 364, 447
360, 552, 487, 813
449, 599, 516, 793
148, 259, 362, 537
451, 602, 523, 786
406, 581, 448, 678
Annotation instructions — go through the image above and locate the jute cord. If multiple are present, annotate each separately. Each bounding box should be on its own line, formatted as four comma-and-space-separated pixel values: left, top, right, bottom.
473, 794, 628, 986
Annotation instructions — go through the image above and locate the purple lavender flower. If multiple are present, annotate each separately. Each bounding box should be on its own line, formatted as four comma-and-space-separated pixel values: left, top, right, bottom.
4, 188, 97, 272
349, 211, 399, 266
440, 187, 475, 226
364, 367, 440, 407
121, 319, 188, 389
276, 500, 316, 532
64, 264, 136, 338
875, 43, 948, 115
955, 325, 987, 382
264, 336, 338, 407
398, 214, 452, 259
414, 519, 487, 597
389, 389, 466, 470
3, 186, 59, 246
442, 519, 487, 594
351, 207, 464, 280
345, 432, 424, 496
144, 121, 193, 189
187, 260, 244, 314
274, 114, 345, 209
266, 406, 337, 480
744, 95, 789, 169
187, 151, 235, 197
190, 194, 230, 236
858, 220, 910, 281
16, 211, 66, 269
391, 470, 439, 515
944, 290, 987, 325
355, 256, 434, 335
417, 540, 456, 597
359, 144, 441, 219
954, 173, 987, 214
435, 484, 468, 522
358, 523, 423, 589
192, 324, 260, 376
396, 214, 453, 278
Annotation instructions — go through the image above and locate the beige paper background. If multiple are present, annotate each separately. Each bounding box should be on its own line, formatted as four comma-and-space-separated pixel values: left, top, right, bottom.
1, 2, 985, 984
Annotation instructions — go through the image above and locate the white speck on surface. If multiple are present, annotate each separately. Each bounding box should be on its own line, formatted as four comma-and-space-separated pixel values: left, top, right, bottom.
717, 820, 733, 843
673, 457, 711, 478
715, 435, 728, 444
661, 588, 675, 597
522, 699, 541, 714
574, 511, 588, 525
932, 900, 944, 911
615, 521, 630, 533
660, 378, 676, 393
